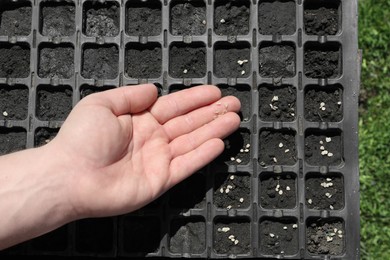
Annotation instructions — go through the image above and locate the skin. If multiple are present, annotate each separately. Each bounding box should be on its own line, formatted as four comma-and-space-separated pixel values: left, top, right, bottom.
0, 84, 241, 250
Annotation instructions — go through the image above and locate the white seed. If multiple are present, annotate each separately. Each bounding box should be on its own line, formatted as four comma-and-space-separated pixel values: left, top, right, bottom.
202, 20, 206, 25
286, 186, 291, 191
241, 70, 245, 75
244, 149, 249, 153
330, 232, 336, 237
246, 144, 250, 148
275, 187, 279, 192
276, 184, 280, 189
227, 185, 233, 189
326, 137, 332, 142
228, 235, 235, 240
237, 59, 248, 66
326, 236, 333, 242
328, 182, 334, 187
281, 251, 285, 254
334, 228, 338, 233
292, 224, 298, 229
338, 230, 342, 234
320, 146, 325, 150
239, 198, 244, 203
234, 239, 239, 245
320, 140, 324, 144
221, 227, 230, 232
279, 190, 283, 195
230, 175, 235, 180
325, 192, 331, 197
328, 152, 334, 157
291, 113, 295, 116
337, 101, 342, 105
240, 149, 244, 153
230, 157, 235, 161
225, 188, 230, 193
183, 69, 188, 74
236, 158, 242, 163
278, 142, 284, 148
330, 205, 334, 210
308, 199, 313, 204
227, 205, 232, 210
230, 237, 235, 242
285, 149, 290, 153
321, 107, 326, 111
338, 234, 343, 238
269, 233, 275, 238
321, 150, 329, 155
45, 139, 51, 143
217, 228, 222, 232
270, 104, 278, 110
326, 178, 332, 181
220, 18, 225, 23
271, 95, 279, 102
273, 157, 278, 163
320, 102, 326, 107
283, 226, 288, 230
2, 111, 8, 117
220, 188, 224, 193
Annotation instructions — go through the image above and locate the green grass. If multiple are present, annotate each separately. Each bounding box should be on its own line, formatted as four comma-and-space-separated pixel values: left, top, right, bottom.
359, 0, 390, 259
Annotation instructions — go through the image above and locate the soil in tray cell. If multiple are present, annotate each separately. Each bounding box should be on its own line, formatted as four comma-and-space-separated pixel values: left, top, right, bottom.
38, 43, 74, 79
0, 127, 26, 155
214, 0, 250, 36
126, 0, 162, 36
75, 218, 114, 253
170, 0, 206, 36
219, 84, 251, 121
306, 218, 345, 255
40, 2, 75, 37
0, 43, 30, 78
214, 172, 250, 210
34, 128, 59, 147
259, 217, 298, 255
169, 217, 205, 254
305, 129, 342, 166
83, 1, 119, 37
304, 42, 341, 79
169, 42, 206, 78
0, 1, 31, 36
216, 128, 251, 166
125, 43, 162, 79
214, 218, 250, 255
260, 173, 296, 209
80, 85, 116, 99
31, 225, 68, 251
258, 0, 296, 35
305, 85, 343, 122
259, 84, 296, 122
0, 85, 28, 120
36, 85, 73, 121
214, 42, 251, 78
82, 44, 119, 80
304, 0, 340, 36
259, 129, 296, 166
259, 43, 295, 78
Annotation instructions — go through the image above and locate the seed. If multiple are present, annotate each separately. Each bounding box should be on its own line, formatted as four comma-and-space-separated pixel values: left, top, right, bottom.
239, 198, 244, 203
220, 188, 224, 193
338, 234, 343, 238
269, 233, 275, 238
217, 228, 222, 232
273, 157, 278, 163
292, 224, 298, 229
320, 102, 326, 107
337, 101, 342, 105
321, 107, 326, 111
334, 228, 338, 233
221, 227, 230, 232
320, 146, 325, 150
325, 192, 331, 197
319, 140, 324, 144
286, 186, 291, 191
276, 184, 280, 189
271, 96, 279, 102
338, 230, 342, 234
270, 104, 278, 110
330, 232, 336, 237
230, 157, 235, 161
326, 137, 332, 142
234, 239, 239, 245
328, 152, 334, 157
246, 144, 250, 148
183, 69, 188, 74
279, 190, 283, 195
227, 205, 232, 210
236, 158, 242, 163
202, 20, 206, 25
2, 111, 8, 117
227, 185, 233, 189
328, 182, 334, 187
237, 59, 248, 66
241, 70, 245, 75
326, 178, 332, 181
244, 149, 249, 153
228, 235, 235, 240
283, 226, 287, 230
230, 175, 235, 180
278, 142, 284, 148
308, 199, 312, 204
326, 236, 333, 242
291, 113, 295, 116
321, 150, 328, 155
225, 188, 230, 193
281, 251, 285, 254
240, 149, 244, 153
285, 149, 290, 153
330, 205, 334, 210
220, 18, 225, 23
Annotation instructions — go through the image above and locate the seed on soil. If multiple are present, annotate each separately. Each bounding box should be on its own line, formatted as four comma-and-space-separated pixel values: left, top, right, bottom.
286, 186, 291, 191
326, 137, 332, 142
220, 18, 225, 23
202, 20, 206, 25
240, 149, 244, 153
326, 236, 333, 242
308, 199, 313, 204
269, 233, 275, 238
239, 198, 244, 203
337, 101, 342, 105
273, 157, 278, 163
234, 239, 239, 245
230, 175, 235, 180
221, 227, 230, 232
2, 111, 8, 117
327, 178, 332, 181
338, 230, 342, 234
320, 146, 325, 150
330, 205, 334, 210
278, 142, 284, 148
236, 158, 242, 163
228, 235, 235, 240
241, 70, 245, 75
278, 190, 283, 195
328, 152, 334, 157
338, 234, 343, 238
325, 192, 332, 198
285, 149, 290, 153
244, 149, 249, 153
270, 103, 278, 110
230, 157, 235, 161
283, 226, 288, 230
292, 224, 298, 229
271, 95, 279, 102
321, 150, 328, 155
227, 205, 232, 210
183, 69, 188, 74
220, 188, 224, 193
237, 59, 249, 66
225, 188, 230, 193
246, 144, 250, 148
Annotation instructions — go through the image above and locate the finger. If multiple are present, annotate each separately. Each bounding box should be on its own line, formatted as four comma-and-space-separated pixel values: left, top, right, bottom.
169, 112, 240, 158
149, 85, 221, 124
163, 96, 241, 141
83, 84, 158, 116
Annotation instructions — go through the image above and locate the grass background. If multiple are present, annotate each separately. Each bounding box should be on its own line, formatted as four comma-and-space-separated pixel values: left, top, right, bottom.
358, 0, 390, 259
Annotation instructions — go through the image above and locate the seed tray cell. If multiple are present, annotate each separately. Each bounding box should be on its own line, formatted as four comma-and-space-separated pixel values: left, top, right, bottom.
38, 43, 75, 79
0, 43, 30, 78
0, 1, 32, 37
0, 84, 29, 120
126, 0, 162, 36
40, 1, 75, 37
169, 217, 206, 254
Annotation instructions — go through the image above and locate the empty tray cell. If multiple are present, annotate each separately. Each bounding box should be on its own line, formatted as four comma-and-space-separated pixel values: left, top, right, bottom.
306, 218, 345, 255
214, 172, 250, 210
75, 218, 114, 254
258, 0, 296, 35
305, 84, 343, 122
219, 84, 251, 121
214, 217, 250, 255
40, 1, 75, 37
304, 42, 342, 79
30, 225, 68, 252
306, 173, 344, 210
126, 0, 161, 36
125, 43, 162, 79
259, 172, 296, 209
259, 42, 296, 78
80, 85, 116, 99
259, 217, 298, 255
38, 43, 74, 79
259, 84, 296, 122
305, 129, 343, 166
259, 129, 296, 166
0, 85, 28, 120
214, 0, 250, 36
304, 0, 341, 36
214, 42, 251, 78
34, 127, 59, 147
122, 216, 160, 254
0, 43, 30, 78
83, 1, 119, 37
169, 217, 206, 254
82, 43, 119, 80
169, 42, 206, 78
0, 127, 26, 155
36, 85, 73, 121
0, 1, 31, 36
217, 128, 251, 165
170, 0, 206, 36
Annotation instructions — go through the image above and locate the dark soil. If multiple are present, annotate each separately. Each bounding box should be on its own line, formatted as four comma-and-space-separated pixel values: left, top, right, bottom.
259, 84, 296, 122
80, 85, 115, 99
305, 130, 342, 166
219, 84, 251, 121
306, 173, 344, 210
305, 85, 343, 122
36, 86, 73, 121
214, 218, 250, 254
304, 43, 341, 79
82, 44, 119, 80
0, 43, 30, 78
170, 1, 206, 36
34, 128, 59, 147
217, 128, 251, 166
0, 127, 26, 155
40, 2, 75, 37
259, 43, 296, 78
259, 218, 298, 255
0, 2, 31, 36
126, 0, 161, 36
306, 218, 344, 255
31, 225, 68, 251
304, 0, 340, 36
258, 0, 296, 35
0, 85, 28, 120
214, 0, 250, 35
214, 42, 251, 78
259, 129, 296, 166
214, 172, 250, 209
75, 218, 114, 253
260, 173, 296, 209
125, 43, 162, 79
38, 44, 74, 79
83, 1, 119, 37
169, 43, 206, 78
169, 218, 205, 254
123, 216, 160, 253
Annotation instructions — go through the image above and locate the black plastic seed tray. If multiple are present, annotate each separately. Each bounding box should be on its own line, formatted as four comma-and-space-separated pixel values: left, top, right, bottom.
0, 0, 360, 259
